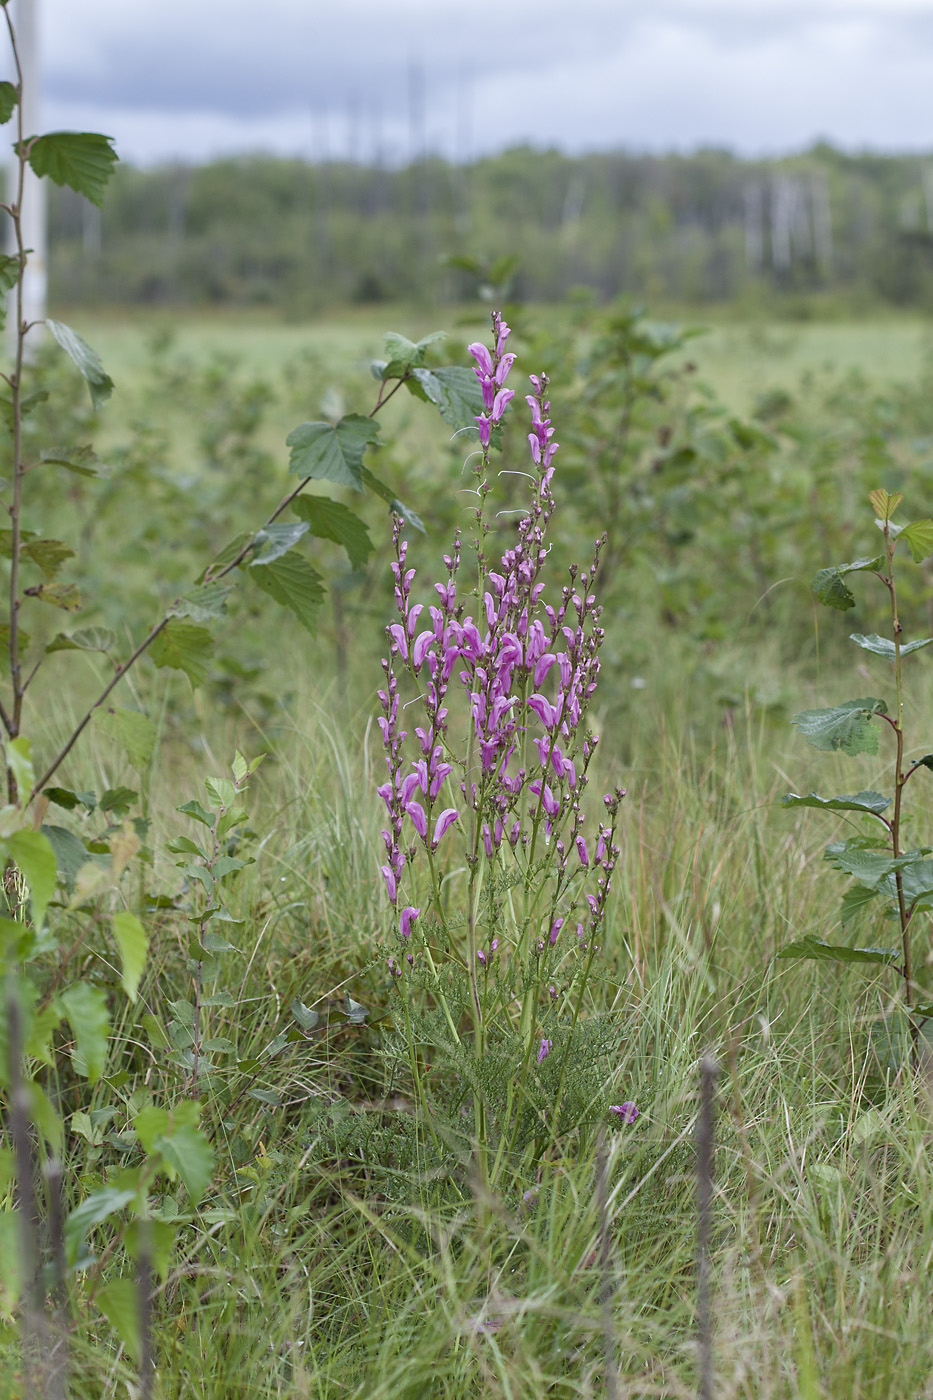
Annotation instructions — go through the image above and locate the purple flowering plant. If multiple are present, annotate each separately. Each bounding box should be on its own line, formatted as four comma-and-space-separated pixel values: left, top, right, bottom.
375, 313, 634, 1183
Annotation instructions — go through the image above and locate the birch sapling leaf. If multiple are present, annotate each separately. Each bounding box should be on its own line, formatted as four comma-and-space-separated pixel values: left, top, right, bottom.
899, 519, 933, 563
290, 495, 374, 569
850, 633, 933, 658
810, 556, 885, 610
251, 520, 310, 563
149, 620, 214, 689
776, 935, 900, 965
249, 550, 325, 635
25, 131, 118, 207
94, 707, 157, 773
0, 81, 17, 124
46, 320, 114, 409
780, 790, 891, 816
112, 911, 148, 1003
868, 488, 903, 522
789, 698, 887, 756
360, 466, 425, 533
286, 414, 381, 491
59, 981, 110, 1083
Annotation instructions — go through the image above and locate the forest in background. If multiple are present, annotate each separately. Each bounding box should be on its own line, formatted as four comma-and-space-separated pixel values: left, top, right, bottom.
46, 143, 933, 314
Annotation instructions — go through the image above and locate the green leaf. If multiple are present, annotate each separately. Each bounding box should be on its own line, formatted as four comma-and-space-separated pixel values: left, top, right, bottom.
26, 131, 118, 208
850, 633, 933, 658
0, 82, 17, 125
379, 329, 446, 377
168, 583, 233, 623
4, 734, 34, 798
43, 786, 86, 811
776, 935, 899, 965
150, 620, 214, 689
99, 786, 137, 814
46, 320, 114, 410
112, 911, 148, 1003
823, 844, 915, 888
292, 999, 319, 1032
252, 520, 310, 563
176, 799, 213, 828
65, 1185, 137, 1266
899, 519, 933, 563
290, 495, 374, 570
840, 883, 880, 925
790, 698, 887, 756
40, 444, 103, 478
344, 994, 369, 1024
869, 488, 903, 522
41, 824, 88, 889
97, 1277, 142, 1361
201, 929, 237, 953
360, 466, 425, 534
157, 1124, 213, 1203
94, 706, 157, 774
6, 828, 56, 926
408, 365, 485, 429
810, 557, 885, 611
22, 538, 74, 579
780, 790, 891, 817
25, 580, 81, 610
250, 550, 324, 635
0, 254, 17, 299
46, 626, 116, 655
287, 414, 380, 491
59, 982, 110, 1084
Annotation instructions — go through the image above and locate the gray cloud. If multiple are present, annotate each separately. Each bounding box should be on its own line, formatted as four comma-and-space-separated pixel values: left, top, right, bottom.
23, 0, 933, 163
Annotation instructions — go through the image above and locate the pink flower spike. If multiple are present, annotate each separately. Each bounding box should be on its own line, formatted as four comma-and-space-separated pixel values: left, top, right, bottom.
491, 387, 514, 421
400, 905, 420, 940
468, 342, 493, 376
406, 801, 428, 840
528, 434, 541, 465
537, 1038, 552, 1065
475, 415, 492, 448
549, 918, 563, 946
431, 807, 460, 849
496, 319, 510, 353
609, 1103, 639, 1125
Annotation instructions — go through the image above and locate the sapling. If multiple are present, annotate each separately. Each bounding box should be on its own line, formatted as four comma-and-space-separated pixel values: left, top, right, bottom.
376, 313, 637, 1190
780, 489, 933, 1059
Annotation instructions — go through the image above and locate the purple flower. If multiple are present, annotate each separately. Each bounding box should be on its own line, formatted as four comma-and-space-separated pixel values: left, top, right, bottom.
537, 1038, 552, 1064
406, 800, 428, 840
609, 1102, 639, 1124
469, 341, 493, 377
575, 836, 590, 868
400, 905, 420, 940
381, 865, 398, 905
431, 807, 460, 849
548, 918, 563, 946
477, 948, 488, 967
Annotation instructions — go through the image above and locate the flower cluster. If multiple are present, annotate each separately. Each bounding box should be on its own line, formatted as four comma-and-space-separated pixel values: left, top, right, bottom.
376, 312, 625, 984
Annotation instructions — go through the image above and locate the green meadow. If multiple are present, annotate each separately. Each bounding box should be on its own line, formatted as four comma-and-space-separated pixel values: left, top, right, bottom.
6, 290, 933, 1400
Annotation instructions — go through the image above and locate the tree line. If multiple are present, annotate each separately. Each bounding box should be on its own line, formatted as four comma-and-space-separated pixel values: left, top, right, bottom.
48, 142, 933, 312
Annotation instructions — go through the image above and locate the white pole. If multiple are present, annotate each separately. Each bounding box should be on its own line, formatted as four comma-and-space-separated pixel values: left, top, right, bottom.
6, 0, 46, 359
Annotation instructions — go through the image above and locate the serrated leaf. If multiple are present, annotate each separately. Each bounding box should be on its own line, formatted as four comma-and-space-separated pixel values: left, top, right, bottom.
25, 580, 81, 610
168, 582, 233, 623
113, 911, 148, 1003
290, 495, 373, 569
776, 935, 899, 965
40, 443, 103, 477
409, 365, 485, 429
250, 550, 324, 635
380, 329, 446, 376
97, 1277, 142, 1361
150, 619, 213, 689
360, 466, 425, 534
26, 131, 118, 208
899, 519, 933, 563
781, 790, 891, 816
45, 625, 116, 655
252, 520, 310, 564
22, 538, 74, 579
823, 845, 913, 888
46, 320, 114, 409
291, 999, 319, 1032
286, 413, 380, 491
790, 698, 887, 756
94, 706, 157, 774
869, 488, 903, 521
850, 633, 933, 658
60, 981, 109, 1084
176, 799, 213, 828
99, 785, 137, 813
0, 82, 17, 125
810, 556, 885, 610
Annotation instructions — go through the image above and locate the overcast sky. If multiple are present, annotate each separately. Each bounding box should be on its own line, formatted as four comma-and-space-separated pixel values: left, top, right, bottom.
18, 0, 933, 167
